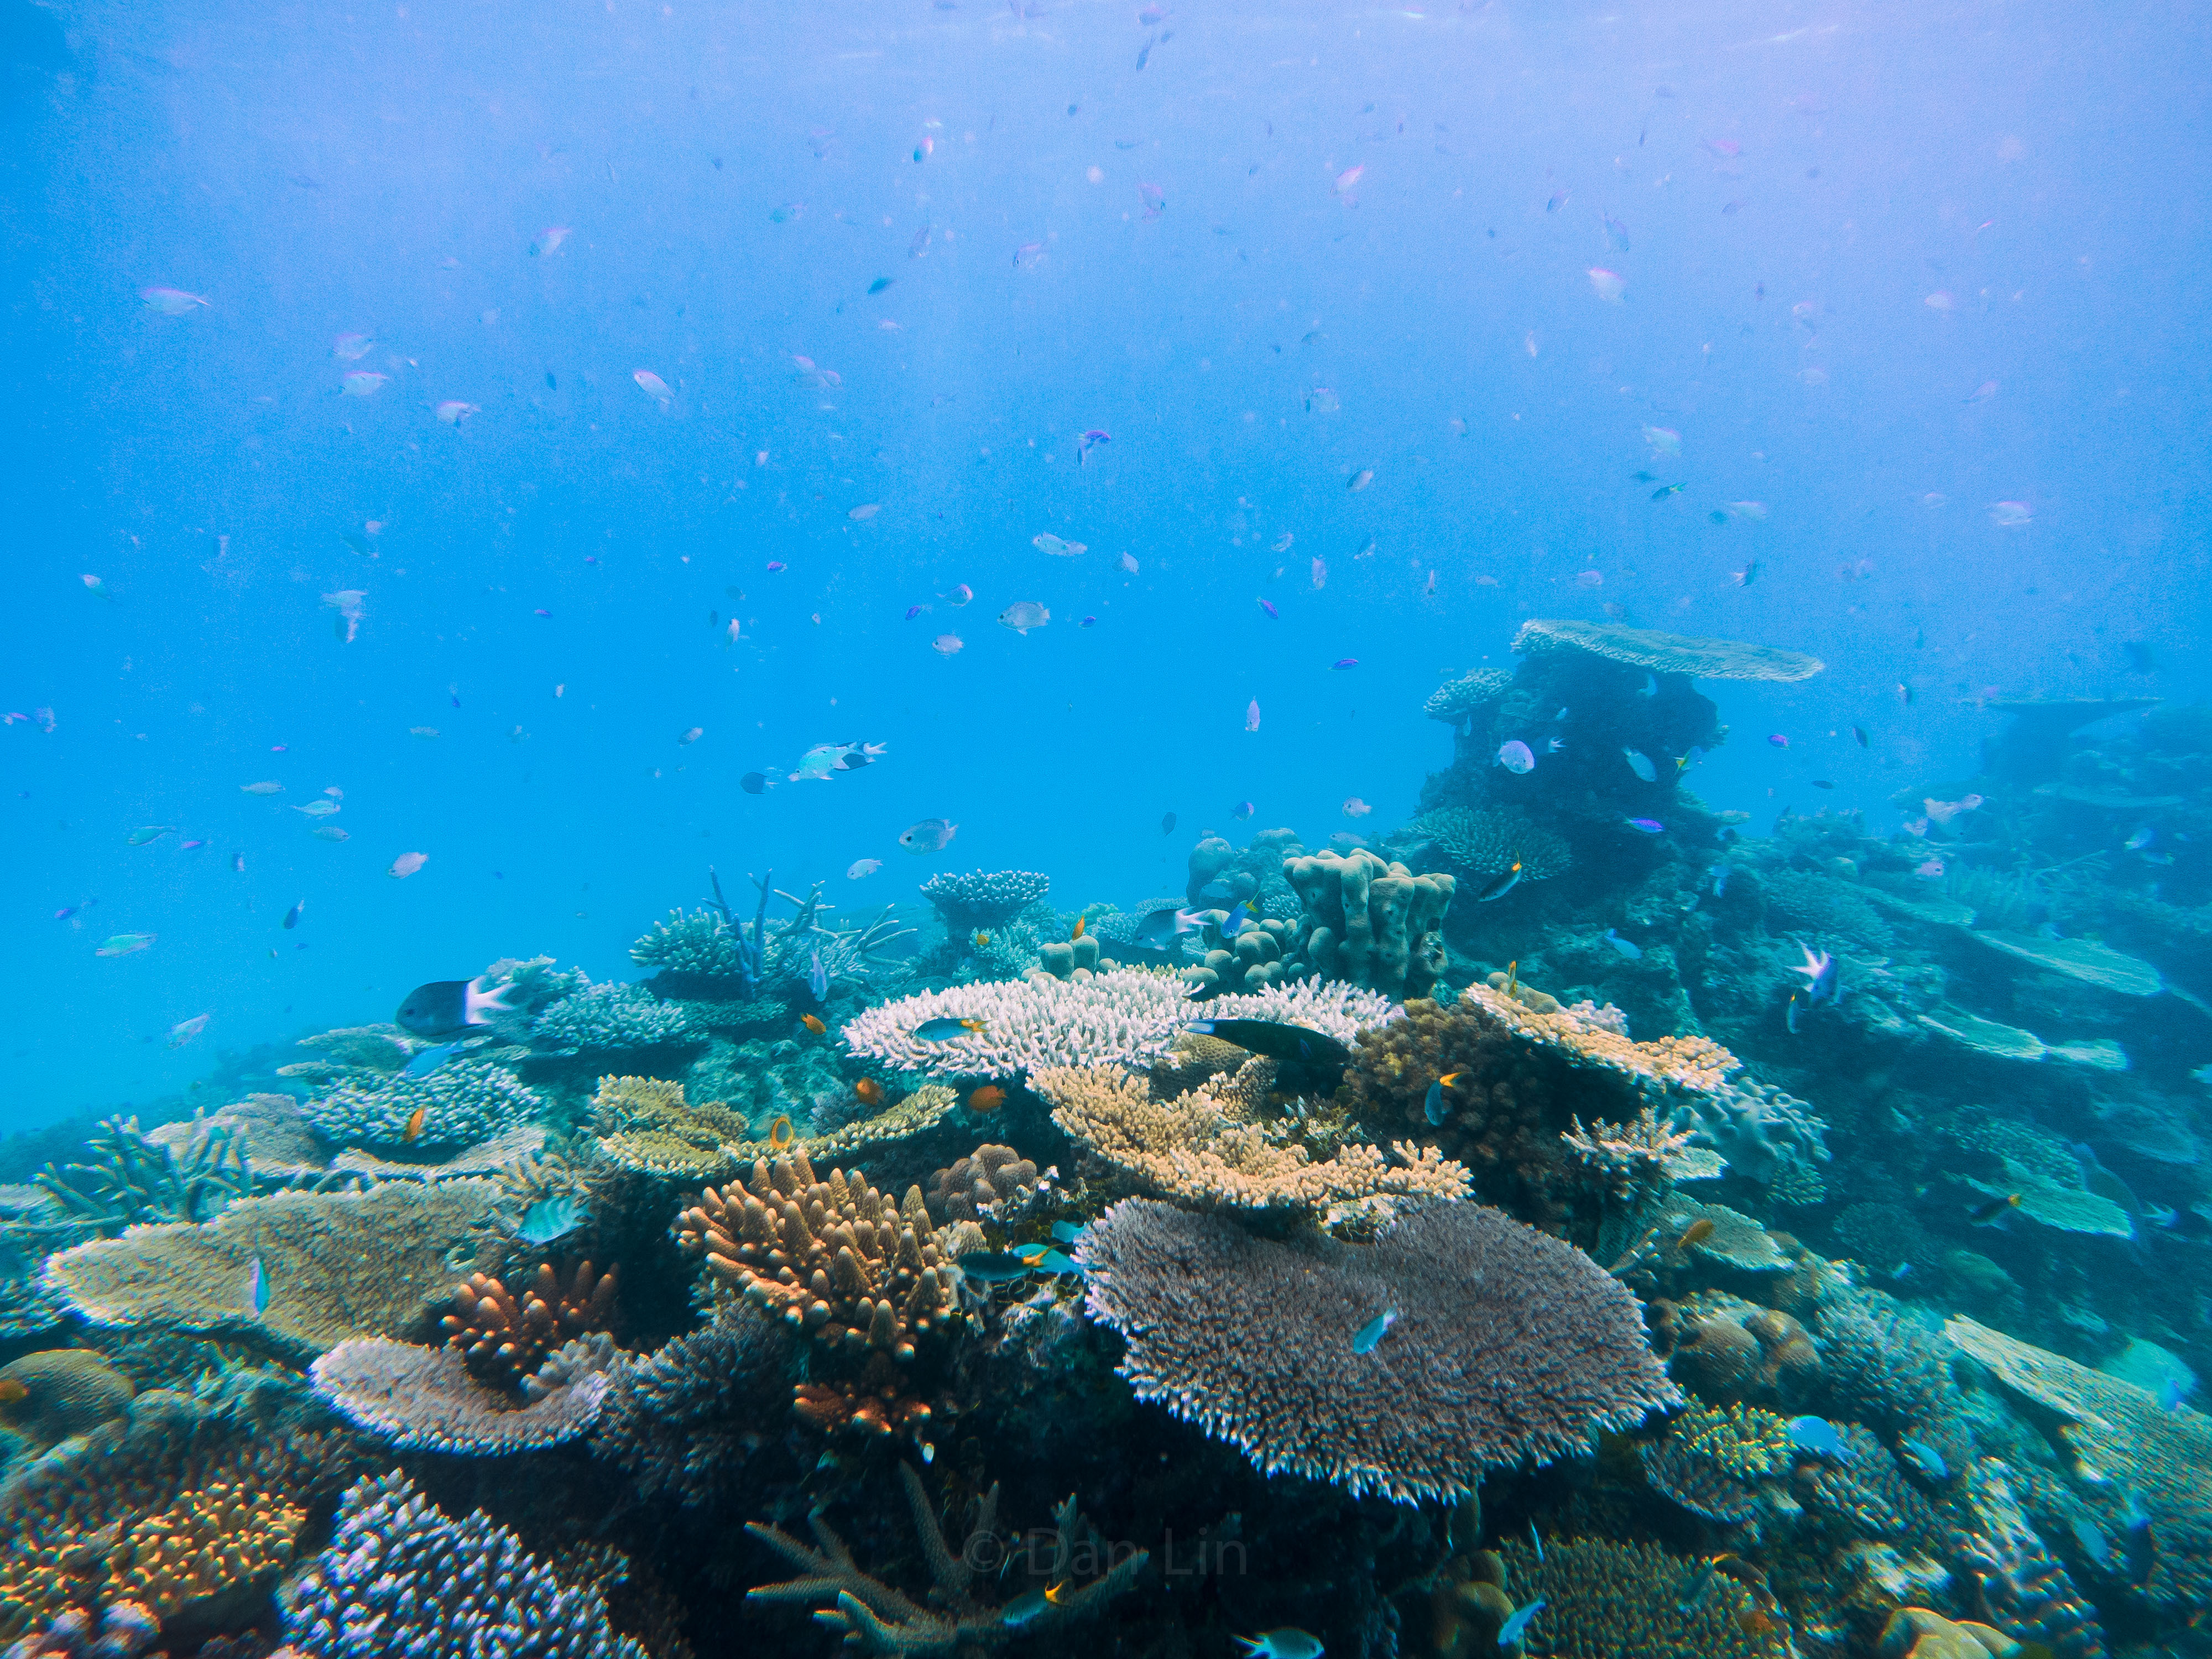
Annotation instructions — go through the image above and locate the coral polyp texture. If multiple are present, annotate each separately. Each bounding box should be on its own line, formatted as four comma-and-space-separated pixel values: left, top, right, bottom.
1411, 806, 1572, 880
676, 1149, 959, 1363
589, 1073, 750, 1179
1423, 666, 1514, 722
1493, 1535, 1792, 1659
310, 1333, 619, 1454
839, 966, 1197, 1077
924, 1144, 1039, 1223
1076, 1197, 1679, 1503
1511, 617, 1827, 681
1035, 1061, 1469, 1219
591, 1302, 791, 1510
41, 1180, 502, 1359
280, 1472, 648, 1658
303, 1058, 545, 1152
530, 980, 698, 1055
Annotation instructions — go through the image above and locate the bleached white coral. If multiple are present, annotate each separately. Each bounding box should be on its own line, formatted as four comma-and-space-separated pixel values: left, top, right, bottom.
1202, 977, 1400, 1046
841, 968, 1196, 1078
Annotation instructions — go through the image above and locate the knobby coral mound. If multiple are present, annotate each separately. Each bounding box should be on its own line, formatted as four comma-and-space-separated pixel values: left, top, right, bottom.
591, 1302, 791, 1510
1511, 617, 1825, 682
676, 1150, 958, 1364
745, 1461, 1145, 1653
1412, 806, 1572, 881
1076, 1198, 1679, 1503
1035, 1062, 1469, 1220
0, 1349, 134, 1445
310, 1334, 618, 1454
43, 1180, 502, 1359
281, 1472, 647, 1658
443, 1260, 619, 1389
1425, 666, 1514, 723
1279, 848, 1455, 999
304, 1058, 544, 1152
919, 869, 1051, 930
924, 1145, 1039, 1224
1667, 1076, 1830, 1186
530, 980, 698, 1056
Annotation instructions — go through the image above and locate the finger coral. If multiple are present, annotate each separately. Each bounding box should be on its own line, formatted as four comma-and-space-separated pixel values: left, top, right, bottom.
280, 1472, 647, 1658
1077, 1197, 1679, 1503
310, 1334, 618, 1454
1279, 848, 1455, 999
530, 981, 699, 1057
109, 1479, 308, 1620
0, 1602, 160, 1658
676, 1150, 959, 1364
745, 1461, 1146, 1653
442, 1260, 619, 1389
1035, 1062, 1470, 1221
43, 1180, 503, 1361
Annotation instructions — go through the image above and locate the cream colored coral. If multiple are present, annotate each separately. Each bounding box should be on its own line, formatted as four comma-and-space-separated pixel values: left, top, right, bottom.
1034, 1062, 1470, 1215
1460, 983, 1738, 1094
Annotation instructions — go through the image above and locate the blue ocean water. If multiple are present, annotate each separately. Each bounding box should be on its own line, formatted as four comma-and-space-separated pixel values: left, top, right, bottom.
3, 0, 2204, 1125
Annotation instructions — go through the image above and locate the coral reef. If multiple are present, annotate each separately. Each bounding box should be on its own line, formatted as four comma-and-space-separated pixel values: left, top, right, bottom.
1077, 1197, 1678, 1502
1, 1603, 160, 1659
1412, 806, 1572, 882
442, 1259, 619, 1388
0, 1351, 134, 1446
1955, 1460, 2108, 1659
1279, 848, 1455, 999
280, 1472, 646, 1658
303, 1060, 544, 1153
1639, 1401, 1795, 1522
32, 1117, 252, 1238
309, 1333, 618, 1453
1035, 1061, 1470, 1220
745, 1461, 1146, 1653
1510, 617, 1826, 681
923, 1145, 1039, 1224
1424, 666, 1514, 723
839, 967, 1197, 1078
530, 981, 698, 1056
591, 1302, 790, 1510
918, 869, 1051, 931
1492, 1534, 1793, 1659
43, 1180, 501, 1359
589, 1074, 750, 1180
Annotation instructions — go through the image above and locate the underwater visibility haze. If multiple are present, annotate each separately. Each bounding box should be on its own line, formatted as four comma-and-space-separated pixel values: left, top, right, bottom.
1, 0, 2210, 1653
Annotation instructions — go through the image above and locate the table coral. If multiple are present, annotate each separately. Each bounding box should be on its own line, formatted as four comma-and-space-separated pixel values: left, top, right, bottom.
304, 1059, 544, 1152
310, 1334, 617, 1454
442, 1259, 619, 1389
43, 1180, 502, 1360
280, 1472, 646, 1659
839, 967, 1197, 1078
1077, 1197, 1679, 1503
589, 1074, 750, 1180
1424, 666, 1515, 723
676, 1150, 959, 1364
1511, 617, 1825, 681
745, 1461, 1146, 1654
1035, 1061, 1469, 1220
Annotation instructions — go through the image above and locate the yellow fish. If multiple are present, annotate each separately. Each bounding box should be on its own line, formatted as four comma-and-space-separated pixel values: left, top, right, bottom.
403, 1105, 427, 1144
769, 1115, 795, 1151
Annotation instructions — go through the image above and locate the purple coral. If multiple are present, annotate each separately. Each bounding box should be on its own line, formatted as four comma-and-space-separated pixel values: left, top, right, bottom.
1077, 1198, 1681, 1503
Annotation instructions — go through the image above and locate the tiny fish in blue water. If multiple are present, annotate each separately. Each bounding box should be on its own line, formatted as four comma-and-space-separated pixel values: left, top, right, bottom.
868, 276, 894, 294
519, 1195, 587, 1245
283, 900, 305, 930
1897, 1436, 1949, 1480
2072, 1516, 2111, 1570
1603, 928, 1642, 959
1786, 993, 1802, 1035
1787, 1416, 1854, 1462
1547, 736, 1565, 753
808, 948, 829, 1000
1235, 1632, 1324, 1659
1638, 674, 1658, 696
1496, 1598, 1545, 1647
916, 1016, 985, 1041
405, 1040, 467, 1078
2127, 826, 2155, 851
1352, 1309, 1397, 1353
247, 1257, 271, 1318
1710, 864, 1731, 895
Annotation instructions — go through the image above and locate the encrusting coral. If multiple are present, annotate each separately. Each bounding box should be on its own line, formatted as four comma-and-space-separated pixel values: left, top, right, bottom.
310, 1334, 619, 1454
745, 1460, 1147, 1654
442, 1259, 619, 1389
676, 1150, 960, 1364
42, 1180, 502, 1360
1034, 1061, 1470, 1220
1077, 1197, 1679, 1503
280, 1471, 647, 1658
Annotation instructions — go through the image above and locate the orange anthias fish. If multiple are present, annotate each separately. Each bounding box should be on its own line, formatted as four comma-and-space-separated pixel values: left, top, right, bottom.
403, 1105, 427, 1144
769, 1115, 795, 1151
855, 1078, 883, 1106
969, 1086, 1006, 1112
801, 1014, 827, 1035
1071, 917, 1086, 941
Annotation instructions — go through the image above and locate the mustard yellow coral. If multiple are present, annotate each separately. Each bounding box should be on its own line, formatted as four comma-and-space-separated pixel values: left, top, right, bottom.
110, 1479, 307, 1619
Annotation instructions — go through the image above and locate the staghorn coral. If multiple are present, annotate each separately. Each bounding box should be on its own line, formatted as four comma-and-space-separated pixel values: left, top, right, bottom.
840, 967, 1196, 1079
793, 1353, 947, 1449
442, 1260, 619, 1388
918, 869, 1051, 930
530, 981, 698, 1057
310, 1334, 618, 1454
1035, 1062, 1469, 1221
746, 1460, 1146, 1655
591, 1302, 790, 1510
1493, 1535, 1793, 1659
589, 1074, 750, 1180
1279, 848, 1455, 999
676, 1150, 959, 1364
1640, 1401, 1795, 1524
924, 1145, 1037, 1224
33, 1117, 252, 1237
43, 1180, 501, 1360
281, 1472, 646, 1659
303, 1059, 544, 1153
1076, 1198, 1679, 1503
1424, 666, 1514, 723
1511, 617, 1825, 681
145, 1092, 330, 1176
1412, 806, 1571, 881
110, 1479, 307, 1620
0, 1352, 133, 1446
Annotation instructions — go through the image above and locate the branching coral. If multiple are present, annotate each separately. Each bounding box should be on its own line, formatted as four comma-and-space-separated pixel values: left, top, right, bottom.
676, 1150, 959, 1364
1511, 617, 1825, 682
530, 981, 698, 1056
745, 1461, 1147, 1654
1492, 1535, 1793, 1659
1639, 1402, 1794, 1522
281, 1472, 646, 1658
840, 968, 1196, 1078
43, 1180, 502, 1360
442, 1260, 619, 1388
1560, 1107, 1695, 1193
1279, 848, 1455, 999
918, 869, 1051, 930
1077, 1197, 1679, 1503
310, 1334, 618, 1454
589, 1074, 749, 1180
304, 1059, 544, 1152
591, 1303, 790, 1510
32, 1117, 252, 1238
1816, 1289, 1975, 1465
1412, 807, 1572, 881
1035, 1062, 1469, 1220
1, 1603, 160, 1658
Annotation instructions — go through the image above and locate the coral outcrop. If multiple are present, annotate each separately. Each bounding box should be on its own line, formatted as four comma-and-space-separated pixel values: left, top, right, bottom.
1279, 848, 1455, 999
310, 1334, 619, 1454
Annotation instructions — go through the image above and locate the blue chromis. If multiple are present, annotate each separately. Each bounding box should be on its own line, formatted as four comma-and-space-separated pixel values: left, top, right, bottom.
1787, 1416, 1854, 1462
1896, 1436, 1949, 1480
1234, 1632, 1325, 1659
1496, 1598, 1546, 1648
916, 1016, 986, 1041
246, 1256, 270, 1318
1352, 1308, 1397, 1354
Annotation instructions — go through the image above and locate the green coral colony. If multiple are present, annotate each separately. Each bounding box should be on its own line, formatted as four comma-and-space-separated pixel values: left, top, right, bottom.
2, 620, 2208, 1659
